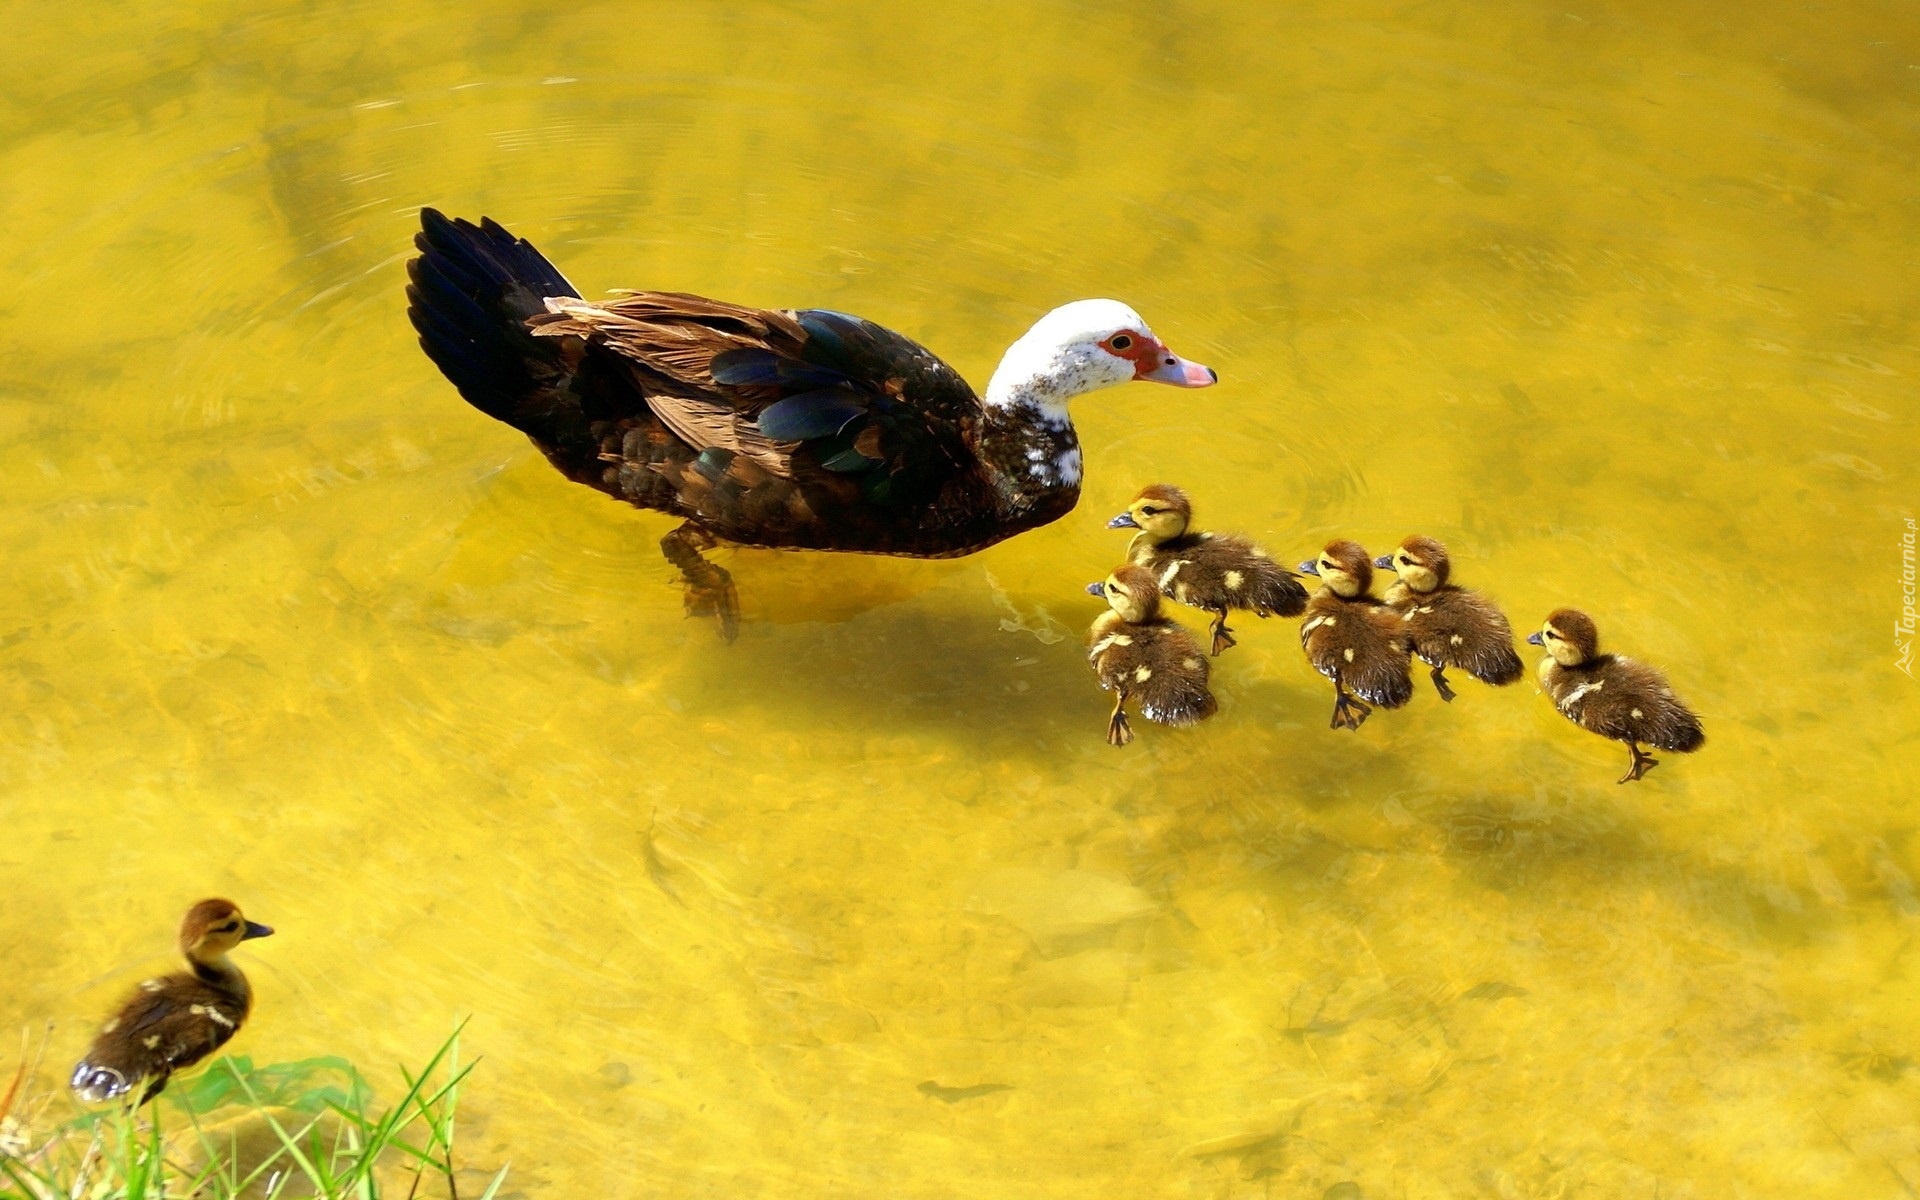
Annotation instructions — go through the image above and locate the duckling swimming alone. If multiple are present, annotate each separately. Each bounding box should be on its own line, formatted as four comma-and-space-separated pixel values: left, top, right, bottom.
1528, 608, 1704, 783
1298, 540, 1413, 730
1374, 535, 1523, 702
1107, 484, 1308, 655
1086, 564, 1217, 746
71, 899, 273, 1105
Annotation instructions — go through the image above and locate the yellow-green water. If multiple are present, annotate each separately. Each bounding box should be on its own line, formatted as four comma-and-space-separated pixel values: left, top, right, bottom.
4, 1, 1918, 1194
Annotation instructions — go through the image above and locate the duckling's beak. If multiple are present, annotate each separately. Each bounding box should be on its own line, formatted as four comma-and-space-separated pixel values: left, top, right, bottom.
1137, 343, 1217, 387
1086, 581, 1108, 597
1107, 512, 1140, 530
1298, 560, 1320, 576
241, 921, 274, 940
1525, 631, 1544, 646
1373, 554, 1393, 570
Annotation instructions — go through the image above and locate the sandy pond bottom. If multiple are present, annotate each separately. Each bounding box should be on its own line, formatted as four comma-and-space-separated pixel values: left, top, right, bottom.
2, 0, 1917, 1195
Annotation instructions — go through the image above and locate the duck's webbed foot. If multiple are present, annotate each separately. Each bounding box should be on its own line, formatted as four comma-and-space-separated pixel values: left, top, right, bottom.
1107, 694, 1135, 747
1430, 666, 1456, 703
1330, 684, 1372, 731
660, 522, 740, 643
1209, 611, 1238, 657
1618, 742, 1658, 784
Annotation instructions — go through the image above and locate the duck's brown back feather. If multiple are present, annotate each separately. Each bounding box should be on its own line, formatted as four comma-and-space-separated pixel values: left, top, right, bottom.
1541, 654, 1704, 752
1300, 592, 1414, 707
1089, 614, 1217, 726
1385, 583, 1523, 685
1133, 533, 1308, 618
71, 966, 252, 1103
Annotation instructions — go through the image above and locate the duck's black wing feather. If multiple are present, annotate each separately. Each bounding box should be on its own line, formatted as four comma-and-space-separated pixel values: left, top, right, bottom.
530, 298, 982, 508
408, 211, 1002, 551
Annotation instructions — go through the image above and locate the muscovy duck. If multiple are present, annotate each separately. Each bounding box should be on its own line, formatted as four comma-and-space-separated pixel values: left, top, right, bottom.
405, 209, 1216, 640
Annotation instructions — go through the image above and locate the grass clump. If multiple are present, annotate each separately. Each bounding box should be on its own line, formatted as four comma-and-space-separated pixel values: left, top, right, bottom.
0, 1023, 505, 1200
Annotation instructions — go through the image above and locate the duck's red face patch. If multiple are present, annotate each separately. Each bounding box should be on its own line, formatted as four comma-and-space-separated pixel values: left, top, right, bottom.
1103, 331, 1218, 387
1099, 329, 1159, 376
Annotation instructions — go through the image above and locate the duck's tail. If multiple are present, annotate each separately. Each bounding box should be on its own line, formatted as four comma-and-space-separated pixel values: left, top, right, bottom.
1251, 560, 1310, 619
1655, 712, 1706, 754
406, 209, 598, 458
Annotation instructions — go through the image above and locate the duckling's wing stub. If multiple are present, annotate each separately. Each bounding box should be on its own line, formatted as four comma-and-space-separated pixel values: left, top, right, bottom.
1410, 590, 1523, 685
1582, 659, 1706, 753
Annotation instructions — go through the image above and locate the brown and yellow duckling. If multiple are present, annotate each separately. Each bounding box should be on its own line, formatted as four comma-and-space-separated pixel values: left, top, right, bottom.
1528, 608, 1704, 783
1297, 540, 1413, 730
1086, 564, 1217, 746
1107, 484, 1308, 655
1373, 535, 1523, 702
71, 899, 273, 1105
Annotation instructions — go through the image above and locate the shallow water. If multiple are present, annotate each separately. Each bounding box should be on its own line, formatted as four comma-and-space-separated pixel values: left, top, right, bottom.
3, 0, 1918, 1194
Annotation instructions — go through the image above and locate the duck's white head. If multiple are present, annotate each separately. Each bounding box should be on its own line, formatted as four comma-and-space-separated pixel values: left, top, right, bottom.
985, 299, 1216, 421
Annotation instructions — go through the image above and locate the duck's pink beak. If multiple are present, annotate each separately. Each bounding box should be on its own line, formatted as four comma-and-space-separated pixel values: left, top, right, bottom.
1137, 342, 1217, 387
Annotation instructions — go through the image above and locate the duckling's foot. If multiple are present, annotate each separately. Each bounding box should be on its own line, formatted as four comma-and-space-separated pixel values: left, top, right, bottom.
1107, 706, 1135, 747
1618, 744, 1658, 784
137, 1071, 171, 1106
1330, 689, 1372, 731
1209, 614, 1238, 657
1430, 667, 1457, 703
661, 522, 740, 642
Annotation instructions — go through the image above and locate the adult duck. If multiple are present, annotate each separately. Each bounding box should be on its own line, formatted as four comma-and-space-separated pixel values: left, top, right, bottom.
406, 209, 1217, 640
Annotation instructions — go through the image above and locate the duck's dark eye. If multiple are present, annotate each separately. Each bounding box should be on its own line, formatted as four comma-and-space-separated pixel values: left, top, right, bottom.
215, 922, 239, 933
1110, 334, 1133, 351
1140, 506, 1159, 516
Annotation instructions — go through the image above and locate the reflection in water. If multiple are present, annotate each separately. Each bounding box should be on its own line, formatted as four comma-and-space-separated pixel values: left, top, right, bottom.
2, 0, 1917, 1194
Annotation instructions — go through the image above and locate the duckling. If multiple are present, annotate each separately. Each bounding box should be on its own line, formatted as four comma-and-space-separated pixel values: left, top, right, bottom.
71, 899, 273, 1105
1108, 484, 1308, 655
1086, 564, 1217, 746
1297, 540, 1413, 730
1528, 608, 1705, 783
1373, 535, 1523, 702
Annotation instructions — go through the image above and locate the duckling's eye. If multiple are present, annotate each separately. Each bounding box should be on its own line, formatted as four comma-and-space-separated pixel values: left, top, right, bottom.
1109, 334, 1133, 351
214, 921, 239, 933
1397, 555, 1412, 566
1543, 631, 1558, 640
1140, 506, 1159, 516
